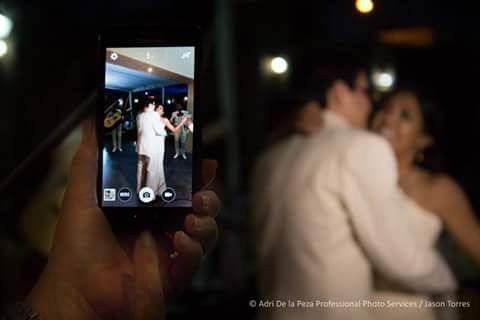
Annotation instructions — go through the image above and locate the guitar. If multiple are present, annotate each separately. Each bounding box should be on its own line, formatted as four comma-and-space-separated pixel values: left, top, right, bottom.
104, 97, 126, 129
104, 109, 123, 129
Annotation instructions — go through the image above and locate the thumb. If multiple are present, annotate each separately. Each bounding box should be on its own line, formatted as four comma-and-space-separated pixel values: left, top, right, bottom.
63, 119, 98, 210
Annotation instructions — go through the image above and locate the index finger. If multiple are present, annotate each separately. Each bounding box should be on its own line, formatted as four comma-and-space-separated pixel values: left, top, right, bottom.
201, 159, 217, 189
192, 190, 220, 218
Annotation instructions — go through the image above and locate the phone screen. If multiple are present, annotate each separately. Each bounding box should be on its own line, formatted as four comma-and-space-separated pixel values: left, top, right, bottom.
101, 46, 196, 208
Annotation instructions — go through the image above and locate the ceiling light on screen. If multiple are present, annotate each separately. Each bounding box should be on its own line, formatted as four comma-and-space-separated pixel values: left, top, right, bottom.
181, 51, 192, 59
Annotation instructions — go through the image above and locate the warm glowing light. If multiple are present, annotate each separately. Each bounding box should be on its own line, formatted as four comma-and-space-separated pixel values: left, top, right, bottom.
355, 0, 374, 14
378, 73, 393, 87
0, 40, 7, 57
0, 14, 13, 39
147, 67, 153, 73
372, 68, 395, 91
270, 57, 288, 74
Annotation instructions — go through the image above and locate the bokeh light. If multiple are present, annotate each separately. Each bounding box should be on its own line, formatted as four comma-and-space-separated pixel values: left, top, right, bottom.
0, 40, 8, 57
270, 57, 288, 74
355, 0, 374, 14
0, 14, 13, 39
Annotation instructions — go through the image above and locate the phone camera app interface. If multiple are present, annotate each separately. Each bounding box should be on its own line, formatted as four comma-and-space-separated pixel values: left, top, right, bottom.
102, 47, 195, 208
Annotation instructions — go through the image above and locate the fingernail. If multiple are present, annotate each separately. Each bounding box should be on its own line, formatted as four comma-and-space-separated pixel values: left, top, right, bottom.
191, 216, 204, 234
141, 231, 155, 249
188, 215, 197, 229
81, 119, 92, 137
176, 230, 189, 243
212, 160, 218, 170
194, 193, 204, 208
201, 194, 210, 210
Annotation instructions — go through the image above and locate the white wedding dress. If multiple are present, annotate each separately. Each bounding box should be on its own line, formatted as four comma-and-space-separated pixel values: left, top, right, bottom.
145, 117, 167, 196
372, 191, 457, 320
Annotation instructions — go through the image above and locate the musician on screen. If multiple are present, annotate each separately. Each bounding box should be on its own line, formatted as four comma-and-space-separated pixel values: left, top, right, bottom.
170, 103, 191, 160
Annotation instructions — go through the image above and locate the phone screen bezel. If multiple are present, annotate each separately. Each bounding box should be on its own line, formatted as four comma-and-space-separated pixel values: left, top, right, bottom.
96, 27, 202, 230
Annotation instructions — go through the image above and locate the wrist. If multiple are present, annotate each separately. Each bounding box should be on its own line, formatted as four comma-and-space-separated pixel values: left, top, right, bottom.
26, 270, 98, 320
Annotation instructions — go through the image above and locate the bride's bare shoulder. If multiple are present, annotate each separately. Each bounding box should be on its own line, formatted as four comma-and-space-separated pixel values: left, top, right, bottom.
429, 172, 461, 195
420, 169, 469, 213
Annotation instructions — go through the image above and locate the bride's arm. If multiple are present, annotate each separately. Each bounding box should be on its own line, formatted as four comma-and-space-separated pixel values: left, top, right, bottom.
341, 133, 456, 294
433, 175, 480, 266
162, 117, 186, 132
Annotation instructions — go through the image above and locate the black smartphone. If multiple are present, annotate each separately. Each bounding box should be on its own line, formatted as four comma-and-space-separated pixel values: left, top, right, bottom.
97, 27, 202, 231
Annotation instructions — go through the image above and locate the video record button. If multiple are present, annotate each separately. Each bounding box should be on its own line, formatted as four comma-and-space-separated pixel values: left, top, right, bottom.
161, 188, 176, 203
118, 187, 132, 202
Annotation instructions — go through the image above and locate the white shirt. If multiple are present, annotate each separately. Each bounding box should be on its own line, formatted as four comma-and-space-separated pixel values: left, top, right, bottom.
136, 110, 166, 156
251, 110, 456, 320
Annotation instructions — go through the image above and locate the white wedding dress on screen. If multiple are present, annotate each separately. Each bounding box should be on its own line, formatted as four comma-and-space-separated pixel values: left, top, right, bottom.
372, 191, 457, 320
151, 118, 167, 196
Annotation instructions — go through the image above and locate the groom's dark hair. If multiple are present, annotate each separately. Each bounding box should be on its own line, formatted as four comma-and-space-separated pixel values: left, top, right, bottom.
290, 47, 369, 109
264, 47, 369, 145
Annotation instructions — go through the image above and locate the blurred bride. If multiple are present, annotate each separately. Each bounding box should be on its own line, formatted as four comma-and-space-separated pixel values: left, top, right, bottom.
151, 104, 186, 196
369, 87, 480, 319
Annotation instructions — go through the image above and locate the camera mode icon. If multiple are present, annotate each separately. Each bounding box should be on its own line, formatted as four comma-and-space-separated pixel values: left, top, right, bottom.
138, 187, 155, 204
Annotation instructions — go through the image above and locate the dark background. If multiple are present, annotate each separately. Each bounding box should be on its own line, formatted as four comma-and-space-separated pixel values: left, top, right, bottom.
1, 0, 479, 318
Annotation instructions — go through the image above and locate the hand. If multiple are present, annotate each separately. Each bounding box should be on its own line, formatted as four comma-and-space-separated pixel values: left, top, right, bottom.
293, 101, 324, 134
26, 120, 220, 320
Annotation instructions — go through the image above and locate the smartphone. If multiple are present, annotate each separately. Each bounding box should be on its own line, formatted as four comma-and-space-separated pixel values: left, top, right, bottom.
97, 27, 202, 231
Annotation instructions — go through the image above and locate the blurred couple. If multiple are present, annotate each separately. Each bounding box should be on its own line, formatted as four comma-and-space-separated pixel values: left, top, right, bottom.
252, 50, 480, 320
136, 101, 187, 197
